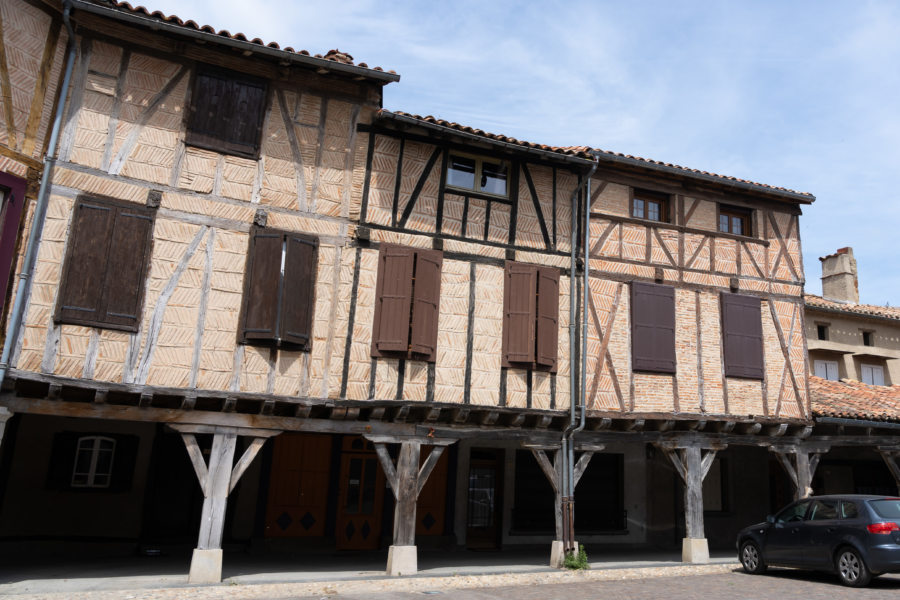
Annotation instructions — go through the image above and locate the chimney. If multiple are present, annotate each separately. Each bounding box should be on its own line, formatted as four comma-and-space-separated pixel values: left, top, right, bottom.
819, 247, 859, 303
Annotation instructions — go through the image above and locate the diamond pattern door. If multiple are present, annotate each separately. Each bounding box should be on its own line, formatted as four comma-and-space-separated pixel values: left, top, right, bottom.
335, 437, 385, 550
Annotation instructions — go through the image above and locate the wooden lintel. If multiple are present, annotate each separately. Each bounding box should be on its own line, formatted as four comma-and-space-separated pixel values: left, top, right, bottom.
363, 433, 458, 446
169, 424, 282, 438
575, 443, 606, 453
656, 437, 728, 451
522, 443, 561, 451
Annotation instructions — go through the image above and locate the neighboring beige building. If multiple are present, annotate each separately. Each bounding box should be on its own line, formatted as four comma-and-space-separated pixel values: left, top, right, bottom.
806, 247, 900, 386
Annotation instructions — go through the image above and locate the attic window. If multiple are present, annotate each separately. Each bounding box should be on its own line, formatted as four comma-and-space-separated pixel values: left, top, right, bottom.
862, 330, 874, 347
817, 324, 829, 341
446, 154, 508, 197
186, 68, 268, 159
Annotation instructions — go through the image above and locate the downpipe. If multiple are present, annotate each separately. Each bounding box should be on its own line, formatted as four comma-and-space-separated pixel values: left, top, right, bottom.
0, 0, 77, 384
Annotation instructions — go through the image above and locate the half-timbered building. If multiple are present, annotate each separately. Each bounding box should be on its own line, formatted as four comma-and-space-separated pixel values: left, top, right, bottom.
2, 0, 899, 585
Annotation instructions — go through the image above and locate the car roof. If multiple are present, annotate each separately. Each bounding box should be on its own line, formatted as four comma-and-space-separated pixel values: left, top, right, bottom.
802, 494, 900, 501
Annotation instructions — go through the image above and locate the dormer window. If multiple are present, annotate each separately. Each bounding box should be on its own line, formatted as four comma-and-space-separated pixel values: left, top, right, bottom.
446, 154, 508, 197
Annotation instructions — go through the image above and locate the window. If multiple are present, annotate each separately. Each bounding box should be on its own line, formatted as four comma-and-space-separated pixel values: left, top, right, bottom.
631, 281, 675, 373
72, 436, 115, 488
56, 196, 155, 332
446, 154, 508, 197
502, 261, 559, 371
775, 500, 810, 523
814, 360, 839, 381
371, 244, 443, 362
186, 68, 268, 159
861, 363, 885, 386
809, 499, 839, 520
631, 189, 669, 222
240, 227, 318, 350
862, 331, 874, 347
840, 501, 859, 519
718, 205, 752, 236
817, 324, 829, 341
720, 293, 764, 379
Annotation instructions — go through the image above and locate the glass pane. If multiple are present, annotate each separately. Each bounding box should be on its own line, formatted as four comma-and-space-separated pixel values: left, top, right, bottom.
92, 474, 110, 487
345, 458, 362, 514
361, 458, 377, 514
480, 161, 507, 195
467, 466, 496, 527
809, 499, 838, 520
841, 501, 859, 519
647, 201, 661, 221
632, 198, 644, 218
870, 499, 900, 519
719, 215, 729, 232
731, 216, 743, 235
72, 473, 88, 486
74, 447, 92, 475
776, 500, 809, 523
95, 448, 114, 476
447, 156, 476, 190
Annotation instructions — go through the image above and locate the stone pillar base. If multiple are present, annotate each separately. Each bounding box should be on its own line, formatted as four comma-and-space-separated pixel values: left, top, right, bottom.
549, 540, 579, 568
386, 545, 417, 576
681, 537, 709, 563
189, 548, 223, 584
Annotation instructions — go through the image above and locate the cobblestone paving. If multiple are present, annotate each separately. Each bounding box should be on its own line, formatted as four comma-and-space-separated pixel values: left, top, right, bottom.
5, 565, 900, 600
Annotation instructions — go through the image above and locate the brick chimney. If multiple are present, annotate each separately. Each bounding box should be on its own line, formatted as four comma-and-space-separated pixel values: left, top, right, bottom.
819, 247, 859, 303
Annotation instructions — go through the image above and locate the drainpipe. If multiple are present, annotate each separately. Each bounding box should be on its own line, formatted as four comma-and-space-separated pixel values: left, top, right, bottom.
0, 0, 77, 384
561, 154, 598, 555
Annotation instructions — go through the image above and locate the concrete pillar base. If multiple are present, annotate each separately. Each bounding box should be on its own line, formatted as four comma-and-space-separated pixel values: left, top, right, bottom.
188, 548, 223, 584
386, 545, 417, 576
681, 537, 709, 563
549, 540, 580, 568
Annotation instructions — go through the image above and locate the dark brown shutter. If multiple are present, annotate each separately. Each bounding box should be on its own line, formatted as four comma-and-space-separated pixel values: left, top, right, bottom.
631, 281, 676, 373
99, 206, 154, 330
503, 261, 536, 365
241, 229, 283, 342
409, 249, 442, 361
186, 69, 267, 159
372, 245, 415, 354
57, 200, 116, 324
279, 233, 318, 349
721, 292, 764, 379
535, 267, 559, 370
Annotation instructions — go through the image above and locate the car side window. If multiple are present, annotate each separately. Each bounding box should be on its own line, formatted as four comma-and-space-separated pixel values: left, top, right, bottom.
840, 501, 859, 519
809, 499, 839, 520
776, 500, 810, 523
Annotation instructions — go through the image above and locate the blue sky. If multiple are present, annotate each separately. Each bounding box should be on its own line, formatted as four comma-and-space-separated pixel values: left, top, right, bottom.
146, 0, 900, 305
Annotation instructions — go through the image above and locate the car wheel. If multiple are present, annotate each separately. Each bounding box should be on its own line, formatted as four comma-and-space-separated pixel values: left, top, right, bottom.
836, 547, 872, 587
740, 540, 766, 574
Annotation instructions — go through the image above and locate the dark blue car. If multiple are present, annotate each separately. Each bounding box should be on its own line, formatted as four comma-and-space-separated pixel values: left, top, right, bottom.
736, 495, 900, 587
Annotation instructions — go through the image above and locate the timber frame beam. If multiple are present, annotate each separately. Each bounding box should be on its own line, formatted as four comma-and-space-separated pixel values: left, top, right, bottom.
877, 447, 900, 495
769, 443, 831, 500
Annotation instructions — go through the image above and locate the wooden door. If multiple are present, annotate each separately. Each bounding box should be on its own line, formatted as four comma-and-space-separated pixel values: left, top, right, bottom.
466, 448, 504, 549
335, 436, 385, 550
264, 433, 331, 537
416, 446, 449, 536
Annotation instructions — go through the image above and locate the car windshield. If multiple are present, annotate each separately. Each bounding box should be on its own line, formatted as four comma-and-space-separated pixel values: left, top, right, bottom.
869, 499, 900, 519
775, 500, 810, 523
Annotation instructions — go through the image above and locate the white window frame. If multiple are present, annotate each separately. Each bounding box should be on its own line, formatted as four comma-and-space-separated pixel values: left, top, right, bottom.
861, 363, 885, 386
445, 152, 509, 198
814, 359, 839, 381
71, 435, 116, 488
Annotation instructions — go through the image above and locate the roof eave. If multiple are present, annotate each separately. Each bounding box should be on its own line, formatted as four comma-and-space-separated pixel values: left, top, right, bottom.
70, 0, 400, 83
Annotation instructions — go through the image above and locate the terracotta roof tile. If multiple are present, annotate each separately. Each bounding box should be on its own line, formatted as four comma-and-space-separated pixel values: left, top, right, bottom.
805, 294, 900, 322
82, 1, 396, 76
379, 111, 813, 201
811, 375, 900, 423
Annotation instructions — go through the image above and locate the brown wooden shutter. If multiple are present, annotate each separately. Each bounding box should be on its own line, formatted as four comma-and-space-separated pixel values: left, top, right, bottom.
56, 200, 116, 325
186, 69, 267, 159
721, 292, 764, 379
535, 266, 559, 370
241, 228, 283, 343
279, 233, 318, 349
99, 206, 154, 330
503, 261, 537, 365
631, 281, 676, 373
409, 249, 442, 361
372, 244, 415, 355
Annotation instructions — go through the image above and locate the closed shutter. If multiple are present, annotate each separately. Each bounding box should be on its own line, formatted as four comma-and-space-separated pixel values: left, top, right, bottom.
280, 233, 318, 349
721, 293, 764, 379
241, 229, 283, 342
372, 245, 415, 354
100, 206, 154, 330
409, 249, 442, 361
186, 69, 267, 159
57, 200, 116, 325
503, 261, 537, 365
631, 281, 676, 373
535, 267, 559, 370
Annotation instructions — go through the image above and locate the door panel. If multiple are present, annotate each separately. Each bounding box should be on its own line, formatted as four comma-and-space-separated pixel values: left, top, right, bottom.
416, 446, 449, 536
264, 433, 331, 537
466, 448, 504, 549
335, 437, 385, 550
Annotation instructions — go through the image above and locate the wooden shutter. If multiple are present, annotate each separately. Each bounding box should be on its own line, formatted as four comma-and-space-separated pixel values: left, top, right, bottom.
279, 233, 318, 349
241, 228, 283, 343
409, 249, 442, 361
721, 293, 764, 379
503, 261, 537, 365
535, 267, 559, 370
631, 281, 676, 373
0, 172, 26, 311
100, 206, 154, 330
56, 200, 116, 325
186, 69, 267, 159
372, 245, 415, 355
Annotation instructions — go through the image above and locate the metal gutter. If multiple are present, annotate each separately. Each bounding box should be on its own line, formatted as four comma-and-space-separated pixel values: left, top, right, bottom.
0, 1, 78, 384
70, 0, 400, 83
816, 416, 900, 431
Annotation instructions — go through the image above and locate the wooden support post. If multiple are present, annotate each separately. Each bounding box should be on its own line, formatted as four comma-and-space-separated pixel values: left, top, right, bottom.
657, 442, 723, 564
770, 444, 829, 500
0, 407, 12, 446
877, 448, 900, 495
173, 425, 279, 584
369, 436, 457, 576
